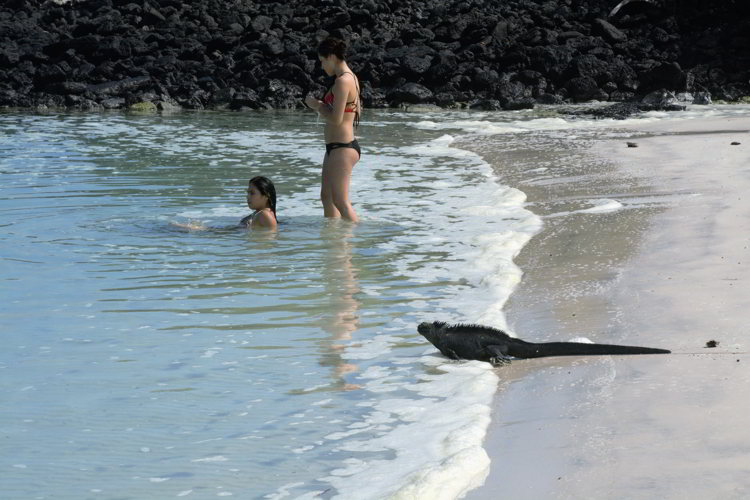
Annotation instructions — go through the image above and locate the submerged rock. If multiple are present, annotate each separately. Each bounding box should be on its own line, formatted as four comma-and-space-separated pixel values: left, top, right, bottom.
564, 90, 686, 119
641, 89, 679, 107
470, 99, 503, 111
639, 89, 686, 111
100, 97, 126, 109
572, 102, 643, 119
128, 101, 158, 113
693, 92, 712, 105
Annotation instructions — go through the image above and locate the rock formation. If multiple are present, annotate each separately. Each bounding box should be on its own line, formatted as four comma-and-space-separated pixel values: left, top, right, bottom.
1, 0, 747, 112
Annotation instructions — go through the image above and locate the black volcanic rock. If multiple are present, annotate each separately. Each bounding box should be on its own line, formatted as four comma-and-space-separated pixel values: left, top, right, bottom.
593, 18, 627, 44
0, 0, 747, 111
566, 76, 604, 102
640, 61, 686, 92
387, 82, 434, 104
564, 88, 687, 119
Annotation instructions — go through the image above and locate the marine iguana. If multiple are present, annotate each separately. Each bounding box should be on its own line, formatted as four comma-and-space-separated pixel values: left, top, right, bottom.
418, 321, 670, 366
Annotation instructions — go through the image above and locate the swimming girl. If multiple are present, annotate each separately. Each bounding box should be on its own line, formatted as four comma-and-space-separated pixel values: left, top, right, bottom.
240, 176, 277, 230
304, 37, 361, 223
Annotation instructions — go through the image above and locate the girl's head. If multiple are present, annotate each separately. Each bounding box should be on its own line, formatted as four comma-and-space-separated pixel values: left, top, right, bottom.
247, 176, 277, 218
318, 37, 347, 75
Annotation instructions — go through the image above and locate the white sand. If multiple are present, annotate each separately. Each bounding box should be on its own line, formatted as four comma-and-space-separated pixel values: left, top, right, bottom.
464, 115, 750, 499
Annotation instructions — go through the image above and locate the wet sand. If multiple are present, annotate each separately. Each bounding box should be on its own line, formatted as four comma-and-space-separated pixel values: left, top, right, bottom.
461, 115, 750, 499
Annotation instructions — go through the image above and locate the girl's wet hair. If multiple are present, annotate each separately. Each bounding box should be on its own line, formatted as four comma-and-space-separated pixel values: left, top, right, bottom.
249, 176, 277, 219
317, 37, 347, 60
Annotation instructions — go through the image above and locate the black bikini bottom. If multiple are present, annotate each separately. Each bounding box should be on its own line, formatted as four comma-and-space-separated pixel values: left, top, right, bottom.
326, 140, 361, 158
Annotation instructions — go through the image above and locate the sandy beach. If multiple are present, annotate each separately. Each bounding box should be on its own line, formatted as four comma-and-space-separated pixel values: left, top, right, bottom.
462, 113, 750, 499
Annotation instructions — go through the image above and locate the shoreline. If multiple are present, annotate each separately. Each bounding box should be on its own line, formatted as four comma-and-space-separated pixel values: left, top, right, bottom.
461, 115, 750, 498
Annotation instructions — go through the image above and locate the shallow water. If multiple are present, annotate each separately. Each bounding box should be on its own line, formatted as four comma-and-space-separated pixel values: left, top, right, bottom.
3, 104, 746, 499
0, 110, 540, 499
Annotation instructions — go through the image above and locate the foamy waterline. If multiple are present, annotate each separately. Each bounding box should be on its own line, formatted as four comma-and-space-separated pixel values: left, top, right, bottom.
412, 103, 750, 137
295, 131, 544, 499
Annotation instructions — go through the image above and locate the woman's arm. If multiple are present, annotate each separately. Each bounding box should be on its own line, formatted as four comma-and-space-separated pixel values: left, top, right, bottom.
304, 94, 323, 112
325, 77, 350, 126
304, 77, 352, 126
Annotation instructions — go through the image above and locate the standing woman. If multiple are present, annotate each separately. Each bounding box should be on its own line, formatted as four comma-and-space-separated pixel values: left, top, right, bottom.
305, 38, 361, 223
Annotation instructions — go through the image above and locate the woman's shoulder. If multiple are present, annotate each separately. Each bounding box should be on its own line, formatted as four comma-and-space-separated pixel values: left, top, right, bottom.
335, 72, 358, 87
253, 209, 277, 228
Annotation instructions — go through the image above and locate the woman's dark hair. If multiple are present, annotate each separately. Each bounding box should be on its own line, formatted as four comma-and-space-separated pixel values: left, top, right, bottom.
317, 37, 361, 128
317, 37, 347, 60
249, 176, 277, 219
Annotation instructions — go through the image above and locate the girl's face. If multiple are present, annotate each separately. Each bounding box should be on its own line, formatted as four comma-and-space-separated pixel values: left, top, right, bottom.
319, 54, 336, 76
247, 184, 268, 211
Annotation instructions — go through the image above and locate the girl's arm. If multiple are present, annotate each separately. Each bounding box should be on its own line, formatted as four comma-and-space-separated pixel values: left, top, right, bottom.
171, 220, 208, 231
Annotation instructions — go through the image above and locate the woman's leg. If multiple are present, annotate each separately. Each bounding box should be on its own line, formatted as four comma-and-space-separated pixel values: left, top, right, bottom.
321, 152, 342, 218
322, 148, 359, 222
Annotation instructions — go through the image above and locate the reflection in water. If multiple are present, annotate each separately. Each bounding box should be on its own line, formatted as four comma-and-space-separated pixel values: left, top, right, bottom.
319, 220, 361, 390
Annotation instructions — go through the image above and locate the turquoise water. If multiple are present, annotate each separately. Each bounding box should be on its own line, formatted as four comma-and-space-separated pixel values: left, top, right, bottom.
1, 110, 540, 499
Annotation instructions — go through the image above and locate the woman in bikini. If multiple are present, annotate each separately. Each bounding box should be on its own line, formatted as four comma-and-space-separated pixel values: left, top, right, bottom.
304, 38, 361, 223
